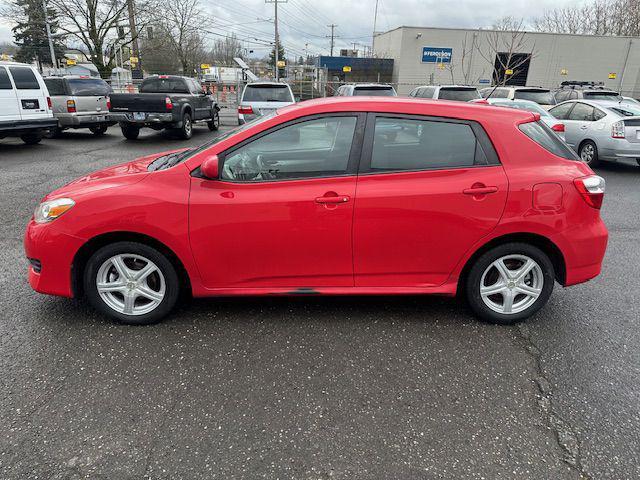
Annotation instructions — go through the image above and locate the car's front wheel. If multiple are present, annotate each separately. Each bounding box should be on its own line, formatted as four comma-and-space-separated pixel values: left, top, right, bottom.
83, 242, 180, 325
207, 110, 220, 131
465, 243, 555, 325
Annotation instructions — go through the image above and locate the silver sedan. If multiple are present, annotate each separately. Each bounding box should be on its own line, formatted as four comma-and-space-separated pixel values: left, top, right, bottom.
549, 99, 640, 167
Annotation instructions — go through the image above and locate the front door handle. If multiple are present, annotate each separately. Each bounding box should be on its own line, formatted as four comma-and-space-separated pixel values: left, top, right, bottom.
463, 185, 498, 195
580, 125, 588, 130
315, 194, 350, 204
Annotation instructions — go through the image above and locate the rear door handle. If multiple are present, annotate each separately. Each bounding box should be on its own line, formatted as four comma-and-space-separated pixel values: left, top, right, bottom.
463, 186, 498, 195
315, 195, 350, 204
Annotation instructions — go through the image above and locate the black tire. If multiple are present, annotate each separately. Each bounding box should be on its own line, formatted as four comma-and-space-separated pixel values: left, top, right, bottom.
21, 133, 42, 145
83, 241, 180, 325
464, 242, 555, 325
579, 140, 600, 167
207, 111, 220, 131
636, 159, 640, 167
46, 127, 63, 138
121, 124, 140, 140
90, 125, 108, 135
178, 112, 193, 139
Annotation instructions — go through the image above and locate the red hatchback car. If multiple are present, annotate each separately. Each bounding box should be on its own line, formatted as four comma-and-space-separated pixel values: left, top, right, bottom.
24, 97, 608, 325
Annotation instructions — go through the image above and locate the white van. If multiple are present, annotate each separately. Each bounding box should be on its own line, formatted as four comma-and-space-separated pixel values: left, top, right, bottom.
0, 61, 57, 144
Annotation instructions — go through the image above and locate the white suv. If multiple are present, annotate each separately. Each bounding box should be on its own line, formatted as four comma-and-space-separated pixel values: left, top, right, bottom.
0, 61, 57, 144
408, 85, 481, 102
480, 86, 557, 109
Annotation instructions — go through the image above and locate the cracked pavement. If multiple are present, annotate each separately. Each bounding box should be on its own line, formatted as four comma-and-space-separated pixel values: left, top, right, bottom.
0, 126, 638, 479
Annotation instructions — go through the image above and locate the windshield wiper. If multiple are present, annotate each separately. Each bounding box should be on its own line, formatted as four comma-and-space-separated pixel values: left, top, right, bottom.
148, 149, 193, 171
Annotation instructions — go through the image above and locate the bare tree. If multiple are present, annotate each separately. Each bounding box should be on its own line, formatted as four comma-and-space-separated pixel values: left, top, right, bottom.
477, 17, 536, 86
205, 34, 244, 66
445, 32, 478, 85
157, 0, 208, 75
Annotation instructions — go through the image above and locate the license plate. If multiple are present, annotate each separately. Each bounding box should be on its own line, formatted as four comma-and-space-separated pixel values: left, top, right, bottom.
94, 115, 106, 122
133, 112, 146, 121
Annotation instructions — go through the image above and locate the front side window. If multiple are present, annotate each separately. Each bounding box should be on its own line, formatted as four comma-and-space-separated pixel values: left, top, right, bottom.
554, 90, 570, 103
9, 67, 39, 89
0, 67, 12, 90
549, 102, 574, 120
369, 117, 488, 172
221, 116, 357, 182
420, 87, 436, 98
568, 103, 595, 121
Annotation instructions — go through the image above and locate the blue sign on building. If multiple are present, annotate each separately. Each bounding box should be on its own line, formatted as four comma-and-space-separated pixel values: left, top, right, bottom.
422, 47, 453, 64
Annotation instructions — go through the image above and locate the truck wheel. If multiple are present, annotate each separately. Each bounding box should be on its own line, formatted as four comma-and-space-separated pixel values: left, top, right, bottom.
90, 125, 108, 135
21, 133, 42, 145
179, 113, 193, 139
121, 125, 140, 140
207, 111, 220, 131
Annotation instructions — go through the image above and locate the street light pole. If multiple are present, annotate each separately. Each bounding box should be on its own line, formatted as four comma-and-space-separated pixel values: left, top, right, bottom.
266, 0, 286, 81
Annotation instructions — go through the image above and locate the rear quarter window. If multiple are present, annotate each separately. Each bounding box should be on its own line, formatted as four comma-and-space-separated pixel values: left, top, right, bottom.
44, 78, 67, 95
519, 121, 579, 160
0, 67, 12, 90
9, 67, 40, 89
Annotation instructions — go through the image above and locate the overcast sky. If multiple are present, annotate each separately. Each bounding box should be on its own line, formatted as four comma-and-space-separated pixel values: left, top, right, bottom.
0, 0, 581, 57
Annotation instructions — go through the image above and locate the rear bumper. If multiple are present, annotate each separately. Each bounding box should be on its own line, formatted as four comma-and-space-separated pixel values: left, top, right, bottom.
551, 216, 608, 286
111, 112, 175, 125
0, 118, 58, 137
57, 113, 115, 128
599, 138, 640, 161
23, 220, 86, 298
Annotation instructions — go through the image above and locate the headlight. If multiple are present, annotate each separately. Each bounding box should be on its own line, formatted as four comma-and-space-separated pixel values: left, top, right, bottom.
34, 198, 75, 224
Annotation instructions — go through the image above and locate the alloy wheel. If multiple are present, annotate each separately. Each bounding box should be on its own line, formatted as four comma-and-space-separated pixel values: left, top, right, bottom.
581, 144, 595, 163
479, 254, 543, 315
96, 254, 166, 316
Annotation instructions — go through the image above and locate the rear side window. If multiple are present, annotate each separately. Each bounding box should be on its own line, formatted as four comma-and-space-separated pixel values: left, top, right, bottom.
519, 121, 579, 160
242, 84, 293, 102
9, 67, 39, 89
67, 78, 111, 96
44, 78, 66, 95
140, 77, 189, 93
369, 117, 489, 171
0, 67, 12, 90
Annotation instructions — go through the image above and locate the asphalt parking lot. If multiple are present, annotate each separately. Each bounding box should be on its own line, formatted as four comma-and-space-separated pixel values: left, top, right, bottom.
0, 125, 639, 479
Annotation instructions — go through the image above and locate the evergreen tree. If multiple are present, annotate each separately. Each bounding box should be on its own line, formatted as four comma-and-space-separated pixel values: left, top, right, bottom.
268, 43, 286, 78
12, 0, 65, 69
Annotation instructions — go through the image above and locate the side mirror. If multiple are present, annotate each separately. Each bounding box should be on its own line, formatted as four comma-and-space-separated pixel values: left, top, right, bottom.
201, 154, 219, 179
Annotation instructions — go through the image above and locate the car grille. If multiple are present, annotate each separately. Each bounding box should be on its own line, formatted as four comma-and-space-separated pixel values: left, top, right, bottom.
28, 258, 42, 273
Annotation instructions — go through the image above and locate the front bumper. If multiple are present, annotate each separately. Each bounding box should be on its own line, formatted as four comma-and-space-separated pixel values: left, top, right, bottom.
111, 112, 175, 125
24, 220, 86, 298
57, 113, 115, 128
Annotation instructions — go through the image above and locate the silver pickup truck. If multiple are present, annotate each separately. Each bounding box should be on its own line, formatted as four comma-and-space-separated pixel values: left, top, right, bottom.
43, 76, 115, 136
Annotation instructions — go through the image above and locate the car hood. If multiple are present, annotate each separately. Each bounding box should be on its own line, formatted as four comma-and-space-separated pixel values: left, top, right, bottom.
42, 150, 183, 201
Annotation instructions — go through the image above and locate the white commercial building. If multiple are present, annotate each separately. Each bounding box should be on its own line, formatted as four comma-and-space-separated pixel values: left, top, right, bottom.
373, 26, 640, 96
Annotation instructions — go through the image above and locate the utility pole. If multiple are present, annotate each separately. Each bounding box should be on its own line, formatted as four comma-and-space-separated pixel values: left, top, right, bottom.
327, 24, 338, 56
372, 0, 379, 57
126, 0, 142, 79
41, 0, 57, 74
266, 0, 286, 80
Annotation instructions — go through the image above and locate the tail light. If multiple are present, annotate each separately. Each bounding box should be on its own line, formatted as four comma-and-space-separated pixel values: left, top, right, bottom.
66, 99, 76, 113
46, 97, 52, 109
106, 96, 111, 111
574, 175, 605, 209
165, 97, 173, 110
611, 120, 625, 138
551, 123, 565, 133
238, 105, 253, 115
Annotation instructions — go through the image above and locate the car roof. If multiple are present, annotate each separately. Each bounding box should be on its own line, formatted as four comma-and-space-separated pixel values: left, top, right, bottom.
554, 99, 624, 108
0, 61, 35, 67
277, 96, 534, 121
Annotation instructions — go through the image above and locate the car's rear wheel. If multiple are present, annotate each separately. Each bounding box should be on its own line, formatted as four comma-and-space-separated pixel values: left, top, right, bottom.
465, 243, 555, 325
21, 133, 42, 145
179, 112, 193, 139
83, 242, 180, 325
579, 140, 600, 167
121, 124, 140, 140
207, 111, 220, 131
90, 125, 108, 135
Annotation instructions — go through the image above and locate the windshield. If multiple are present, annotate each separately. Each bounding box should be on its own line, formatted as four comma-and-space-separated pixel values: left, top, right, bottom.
584, 91, 621, 101
149, 112, 277, 171
514, 90, 556, 105
438, 88, 480, 101
608, 104, 640, 117
67, 78, 111, 96
492, 100, 549, 116
242, 85, 293, 102
353, 87, 396, 97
